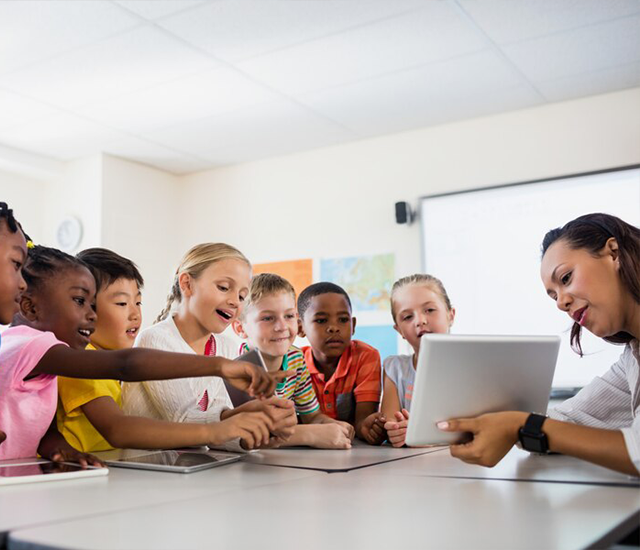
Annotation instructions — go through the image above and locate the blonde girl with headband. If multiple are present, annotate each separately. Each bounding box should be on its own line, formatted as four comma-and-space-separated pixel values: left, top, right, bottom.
122, 243, 296, 450
380, 274, 455, 447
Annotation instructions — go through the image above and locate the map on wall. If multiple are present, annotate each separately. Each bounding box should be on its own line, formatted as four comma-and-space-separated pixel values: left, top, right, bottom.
253, 259, 313, 298
320, 253, 394, 313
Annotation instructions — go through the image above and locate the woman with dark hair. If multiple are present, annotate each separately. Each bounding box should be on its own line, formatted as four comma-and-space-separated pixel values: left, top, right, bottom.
438, 213, 640, 475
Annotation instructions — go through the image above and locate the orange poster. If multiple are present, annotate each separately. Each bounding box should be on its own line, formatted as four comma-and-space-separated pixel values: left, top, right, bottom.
252, 259, 313, 298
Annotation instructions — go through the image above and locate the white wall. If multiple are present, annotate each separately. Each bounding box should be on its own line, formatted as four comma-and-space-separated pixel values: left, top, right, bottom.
101, 155, 182, 324
179, 88, 640, 289
0, 169, 45, 242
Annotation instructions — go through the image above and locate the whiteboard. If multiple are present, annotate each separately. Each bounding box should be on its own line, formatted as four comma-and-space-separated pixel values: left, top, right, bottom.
420, 166, 640, 389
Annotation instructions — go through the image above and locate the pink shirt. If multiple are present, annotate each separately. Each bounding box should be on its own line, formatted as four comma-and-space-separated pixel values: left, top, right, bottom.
0, 326, 66, 459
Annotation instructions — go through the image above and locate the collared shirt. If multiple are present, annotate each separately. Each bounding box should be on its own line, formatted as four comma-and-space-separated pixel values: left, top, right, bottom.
303, 340, 381, 422
239, 343, 320, 415
549, 339, 640, 474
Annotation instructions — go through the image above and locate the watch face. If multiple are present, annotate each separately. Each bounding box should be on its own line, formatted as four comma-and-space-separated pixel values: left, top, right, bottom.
520, 433, 548, 454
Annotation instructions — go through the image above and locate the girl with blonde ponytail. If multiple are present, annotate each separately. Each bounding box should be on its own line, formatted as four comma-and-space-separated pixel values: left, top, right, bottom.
122, 244, 296, 450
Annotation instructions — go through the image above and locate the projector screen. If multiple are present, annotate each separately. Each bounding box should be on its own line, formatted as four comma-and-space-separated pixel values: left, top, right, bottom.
420, 166, 640, 389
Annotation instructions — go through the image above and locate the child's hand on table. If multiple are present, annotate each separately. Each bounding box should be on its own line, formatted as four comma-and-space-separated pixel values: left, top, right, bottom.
360, 412, 387, 445
384, 409, 410, 447
49, 445, 105, 468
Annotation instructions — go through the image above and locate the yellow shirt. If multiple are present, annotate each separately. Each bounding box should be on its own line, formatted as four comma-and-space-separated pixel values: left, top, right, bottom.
56, 344, 122, 453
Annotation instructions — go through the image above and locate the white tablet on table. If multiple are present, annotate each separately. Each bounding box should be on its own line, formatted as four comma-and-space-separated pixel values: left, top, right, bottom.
0, 458, 108, 486
405, 334, 560, 446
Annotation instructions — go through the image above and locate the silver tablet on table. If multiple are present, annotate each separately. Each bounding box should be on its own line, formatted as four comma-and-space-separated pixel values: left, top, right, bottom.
405, 334, 560, 447
103, 449, 241, 473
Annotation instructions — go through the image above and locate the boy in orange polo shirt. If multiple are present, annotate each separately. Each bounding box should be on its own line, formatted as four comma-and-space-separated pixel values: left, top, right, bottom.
298, 282, 386, 444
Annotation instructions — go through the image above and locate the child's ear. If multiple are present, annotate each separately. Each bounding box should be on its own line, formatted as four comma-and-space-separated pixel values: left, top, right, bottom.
297, 318, 306, 338
19, 293, 38, 322
178, 272, 193, 297
351, 316, 357, 334
448, 308, 456, 328
232, 319, 247, 339
392, 323, 406, 341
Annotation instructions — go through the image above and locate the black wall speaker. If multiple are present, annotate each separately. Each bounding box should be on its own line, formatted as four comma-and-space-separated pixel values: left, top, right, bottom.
395, 201, 413, 225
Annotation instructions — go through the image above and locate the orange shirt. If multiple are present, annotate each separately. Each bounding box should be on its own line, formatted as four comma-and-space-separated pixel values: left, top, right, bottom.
302, 340, 381, 422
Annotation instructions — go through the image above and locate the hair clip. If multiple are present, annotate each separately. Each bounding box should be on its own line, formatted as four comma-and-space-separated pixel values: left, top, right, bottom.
26, 240, 35, 249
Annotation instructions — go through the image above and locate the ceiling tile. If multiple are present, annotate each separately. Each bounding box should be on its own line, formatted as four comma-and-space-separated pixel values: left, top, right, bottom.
0, 26, 218, 110
142, 100, 355, 160
502, 15, 640, 82
102, 136, 213, 174
0, 1, 141, 75
537, 61, 640, 102
0, 113, 125, 160
113, 0, 206, 20
460, 0, 640, 45
0, 89, 66, 131
157, 0, 427, 62
75, 66, 280, 133
236, 3, 488, 96
297, 51, 542, 135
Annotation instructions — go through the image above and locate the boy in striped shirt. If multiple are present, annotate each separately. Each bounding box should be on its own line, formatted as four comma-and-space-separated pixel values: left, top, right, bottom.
234, 273, 354, 449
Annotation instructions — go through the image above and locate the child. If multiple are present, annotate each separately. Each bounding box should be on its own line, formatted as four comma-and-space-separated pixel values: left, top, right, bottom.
56, 248, 284, 453
233, 273, 355, 449
382, 274, 455, 447
297, 282, 383, 444
0, 244, 289, 461
123, 244, 297, 450
441, 213, 640, 475
0, 202, 28, 450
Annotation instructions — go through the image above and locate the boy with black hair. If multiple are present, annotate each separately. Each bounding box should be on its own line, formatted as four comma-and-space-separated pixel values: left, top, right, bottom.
298, 282, 385, 444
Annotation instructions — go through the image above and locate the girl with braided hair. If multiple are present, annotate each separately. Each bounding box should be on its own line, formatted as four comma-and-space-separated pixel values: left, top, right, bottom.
123, 243, 297, 451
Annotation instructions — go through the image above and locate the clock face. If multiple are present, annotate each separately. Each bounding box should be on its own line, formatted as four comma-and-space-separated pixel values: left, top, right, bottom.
56, 217, 83, 252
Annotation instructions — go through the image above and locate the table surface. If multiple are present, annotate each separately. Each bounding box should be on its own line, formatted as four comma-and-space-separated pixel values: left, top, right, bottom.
373, 446, 640, 486
3, 447, 640, 550
243, 439, 444, 471
0, 459, 322, 545
7, 465, 640, 550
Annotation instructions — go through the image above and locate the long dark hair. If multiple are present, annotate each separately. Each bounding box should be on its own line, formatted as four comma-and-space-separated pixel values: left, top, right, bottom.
541, 213, 640, 355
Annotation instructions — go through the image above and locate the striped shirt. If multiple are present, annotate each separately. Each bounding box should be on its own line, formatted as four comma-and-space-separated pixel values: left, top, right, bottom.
549, 340, 640, 474
239, 343, 320, 415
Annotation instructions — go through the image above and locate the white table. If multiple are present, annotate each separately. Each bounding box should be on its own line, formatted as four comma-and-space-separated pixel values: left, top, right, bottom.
244, 440, 443, 471
8, 469, 640, 550
0, 460, 322, 547
373, 446, 640, 486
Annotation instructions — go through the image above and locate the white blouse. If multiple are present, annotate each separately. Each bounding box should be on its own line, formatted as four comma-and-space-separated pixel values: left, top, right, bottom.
549, 340, 640, 474
122, 316, 243, 451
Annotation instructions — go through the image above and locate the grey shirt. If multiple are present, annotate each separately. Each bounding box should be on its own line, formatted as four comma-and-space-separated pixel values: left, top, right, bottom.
383, 354, 416, 412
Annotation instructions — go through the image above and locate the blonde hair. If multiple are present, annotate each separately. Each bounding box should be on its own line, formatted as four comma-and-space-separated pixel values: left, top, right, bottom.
155, 243, 251, 324
390, 273, 452, 321
240, 273, 295, 320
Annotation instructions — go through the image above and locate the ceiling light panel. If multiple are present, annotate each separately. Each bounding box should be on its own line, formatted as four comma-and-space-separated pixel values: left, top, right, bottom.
0, 26, 219, 110
113, 0, 206, 20
0, 0, 141, 76
298, 51, 539, 135
236, 3, 488, 96
75, 66, 280, 133
503, 15, 640, 82
142, 100, 354, 159
156, 0, 427, 63
460, 0, 640, 45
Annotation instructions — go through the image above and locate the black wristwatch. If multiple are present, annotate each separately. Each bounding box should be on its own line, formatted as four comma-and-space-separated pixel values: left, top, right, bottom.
518, 413, 550, 454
